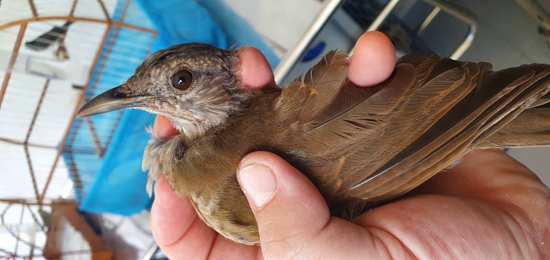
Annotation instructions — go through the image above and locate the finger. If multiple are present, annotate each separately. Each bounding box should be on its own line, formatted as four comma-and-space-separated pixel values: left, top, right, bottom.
151, 176, 217, 259
348, 31, 396, 87
238, 47, 275, 90
418, 149, 538, 194
153, 115, 179, 139
416, 150, 548, 209
237, 151, 331, 258
208, 235, 260, 260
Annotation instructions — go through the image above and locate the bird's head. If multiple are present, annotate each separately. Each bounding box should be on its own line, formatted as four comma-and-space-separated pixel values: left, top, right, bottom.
78, 44, 255, 138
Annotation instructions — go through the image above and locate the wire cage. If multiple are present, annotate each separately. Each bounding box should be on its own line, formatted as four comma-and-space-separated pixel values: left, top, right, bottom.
0, 0, 157, 258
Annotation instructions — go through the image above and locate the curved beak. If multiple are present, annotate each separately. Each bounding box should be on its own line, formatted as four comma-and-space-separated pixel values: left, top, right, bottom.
78, 85, 150, 117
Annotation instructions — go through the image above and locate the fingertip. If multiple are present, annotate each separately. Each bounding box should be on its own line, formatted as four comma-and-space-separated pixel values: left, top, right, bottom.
238, 151, 322, 206
237, 151, 331, 247
238, 152, 279, 209
349, 31, 396, 87
238, 151, 304, 188
153, 115, 179, 139
238, 152, 325, 196
238, 47, 274, 90
239, 151, 284, 169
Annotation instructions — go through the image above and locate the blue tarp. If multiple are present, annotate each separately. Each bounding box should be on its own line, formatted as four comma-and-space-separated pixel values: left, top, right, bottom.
75, 0, 278, 215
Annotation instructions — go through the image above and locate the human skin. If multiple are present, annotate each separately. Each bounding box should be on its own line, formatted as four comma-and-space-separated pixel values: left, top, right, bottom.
150, 32, 550, 259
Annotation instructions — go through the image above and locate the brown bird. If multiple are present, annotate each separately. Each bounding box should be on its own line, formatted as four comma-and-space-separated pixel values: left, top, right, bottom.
78, 44, 550, 245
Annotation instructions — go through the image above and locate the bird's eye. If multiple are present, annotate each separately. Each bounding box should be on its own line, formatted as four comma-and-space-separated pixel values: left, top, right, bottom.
171, 69, 193, 90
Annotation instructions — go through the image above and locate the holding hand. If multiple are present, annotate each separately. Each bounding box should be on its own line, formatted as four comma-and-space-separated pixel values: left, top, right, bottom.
151, 32, 549, 259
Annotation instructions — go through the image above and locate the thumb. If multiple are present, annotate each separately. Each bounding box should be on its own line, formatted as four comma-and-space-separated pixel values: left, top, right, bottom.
237, 151, 331, 257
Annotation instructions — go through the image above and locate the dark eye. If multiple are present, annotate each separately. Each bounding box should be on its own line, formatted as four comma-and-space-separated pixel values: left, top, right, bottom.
171, 69, 193, 90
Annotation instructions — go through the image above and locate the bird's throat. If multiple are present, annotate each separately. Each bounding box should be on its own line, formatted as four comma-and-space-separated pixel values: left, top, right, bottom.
162, 107, 233, 140
161, 90, 257, 140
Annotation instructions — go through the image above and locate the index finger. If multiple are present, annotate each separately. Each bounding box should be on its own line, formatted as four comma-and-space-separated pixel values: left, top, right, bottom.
153, 115, 179, 139
348, 31, 396, 87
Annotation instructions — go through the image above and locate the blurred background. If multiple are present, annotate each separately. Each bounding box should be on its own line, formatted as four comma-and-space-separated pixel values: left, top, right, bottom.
0, 0, 548, 259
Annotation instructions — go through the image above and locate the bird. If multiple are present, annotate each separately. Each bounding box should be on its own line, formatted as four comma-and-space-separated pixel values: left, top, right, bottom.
78, 43, 550, 245
25, 21, 72, 60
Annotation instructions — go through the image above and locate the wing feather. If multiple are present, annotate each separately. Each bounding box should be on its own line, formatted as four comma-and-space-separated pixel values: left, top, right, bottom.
276, 53, 550, 215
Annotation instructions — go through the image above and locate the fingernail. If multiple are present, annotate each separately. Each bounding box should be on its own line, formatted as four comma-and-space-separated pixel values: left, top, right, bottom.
238, 163, 277, 208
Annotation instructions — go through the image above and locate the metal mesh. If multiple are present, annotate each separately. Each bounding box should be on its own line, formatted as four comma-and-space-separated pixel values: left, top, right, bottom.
0, 0, 156, 257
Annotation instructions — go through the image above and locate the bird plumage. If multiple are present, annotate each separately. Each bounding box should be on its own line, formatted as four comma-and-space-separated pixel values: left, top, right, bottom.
79, 44, 550, 245
141, 51, 550, 244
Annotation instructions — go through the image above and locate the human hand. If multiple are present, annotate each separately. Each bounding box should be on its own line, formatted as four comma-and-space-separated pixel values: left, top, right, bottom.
150, 32, 549, 259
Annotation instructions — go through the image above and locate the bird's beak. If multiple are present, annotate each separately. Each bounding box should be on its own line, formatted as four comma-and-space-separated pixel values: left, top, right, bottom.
77, 85, 150, 117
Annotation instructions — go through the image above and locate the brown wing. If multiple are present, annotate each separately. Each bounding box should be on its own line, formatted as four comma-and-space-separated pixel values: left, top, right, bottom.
480, 107, 550, 148
276, 52, 550, 216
